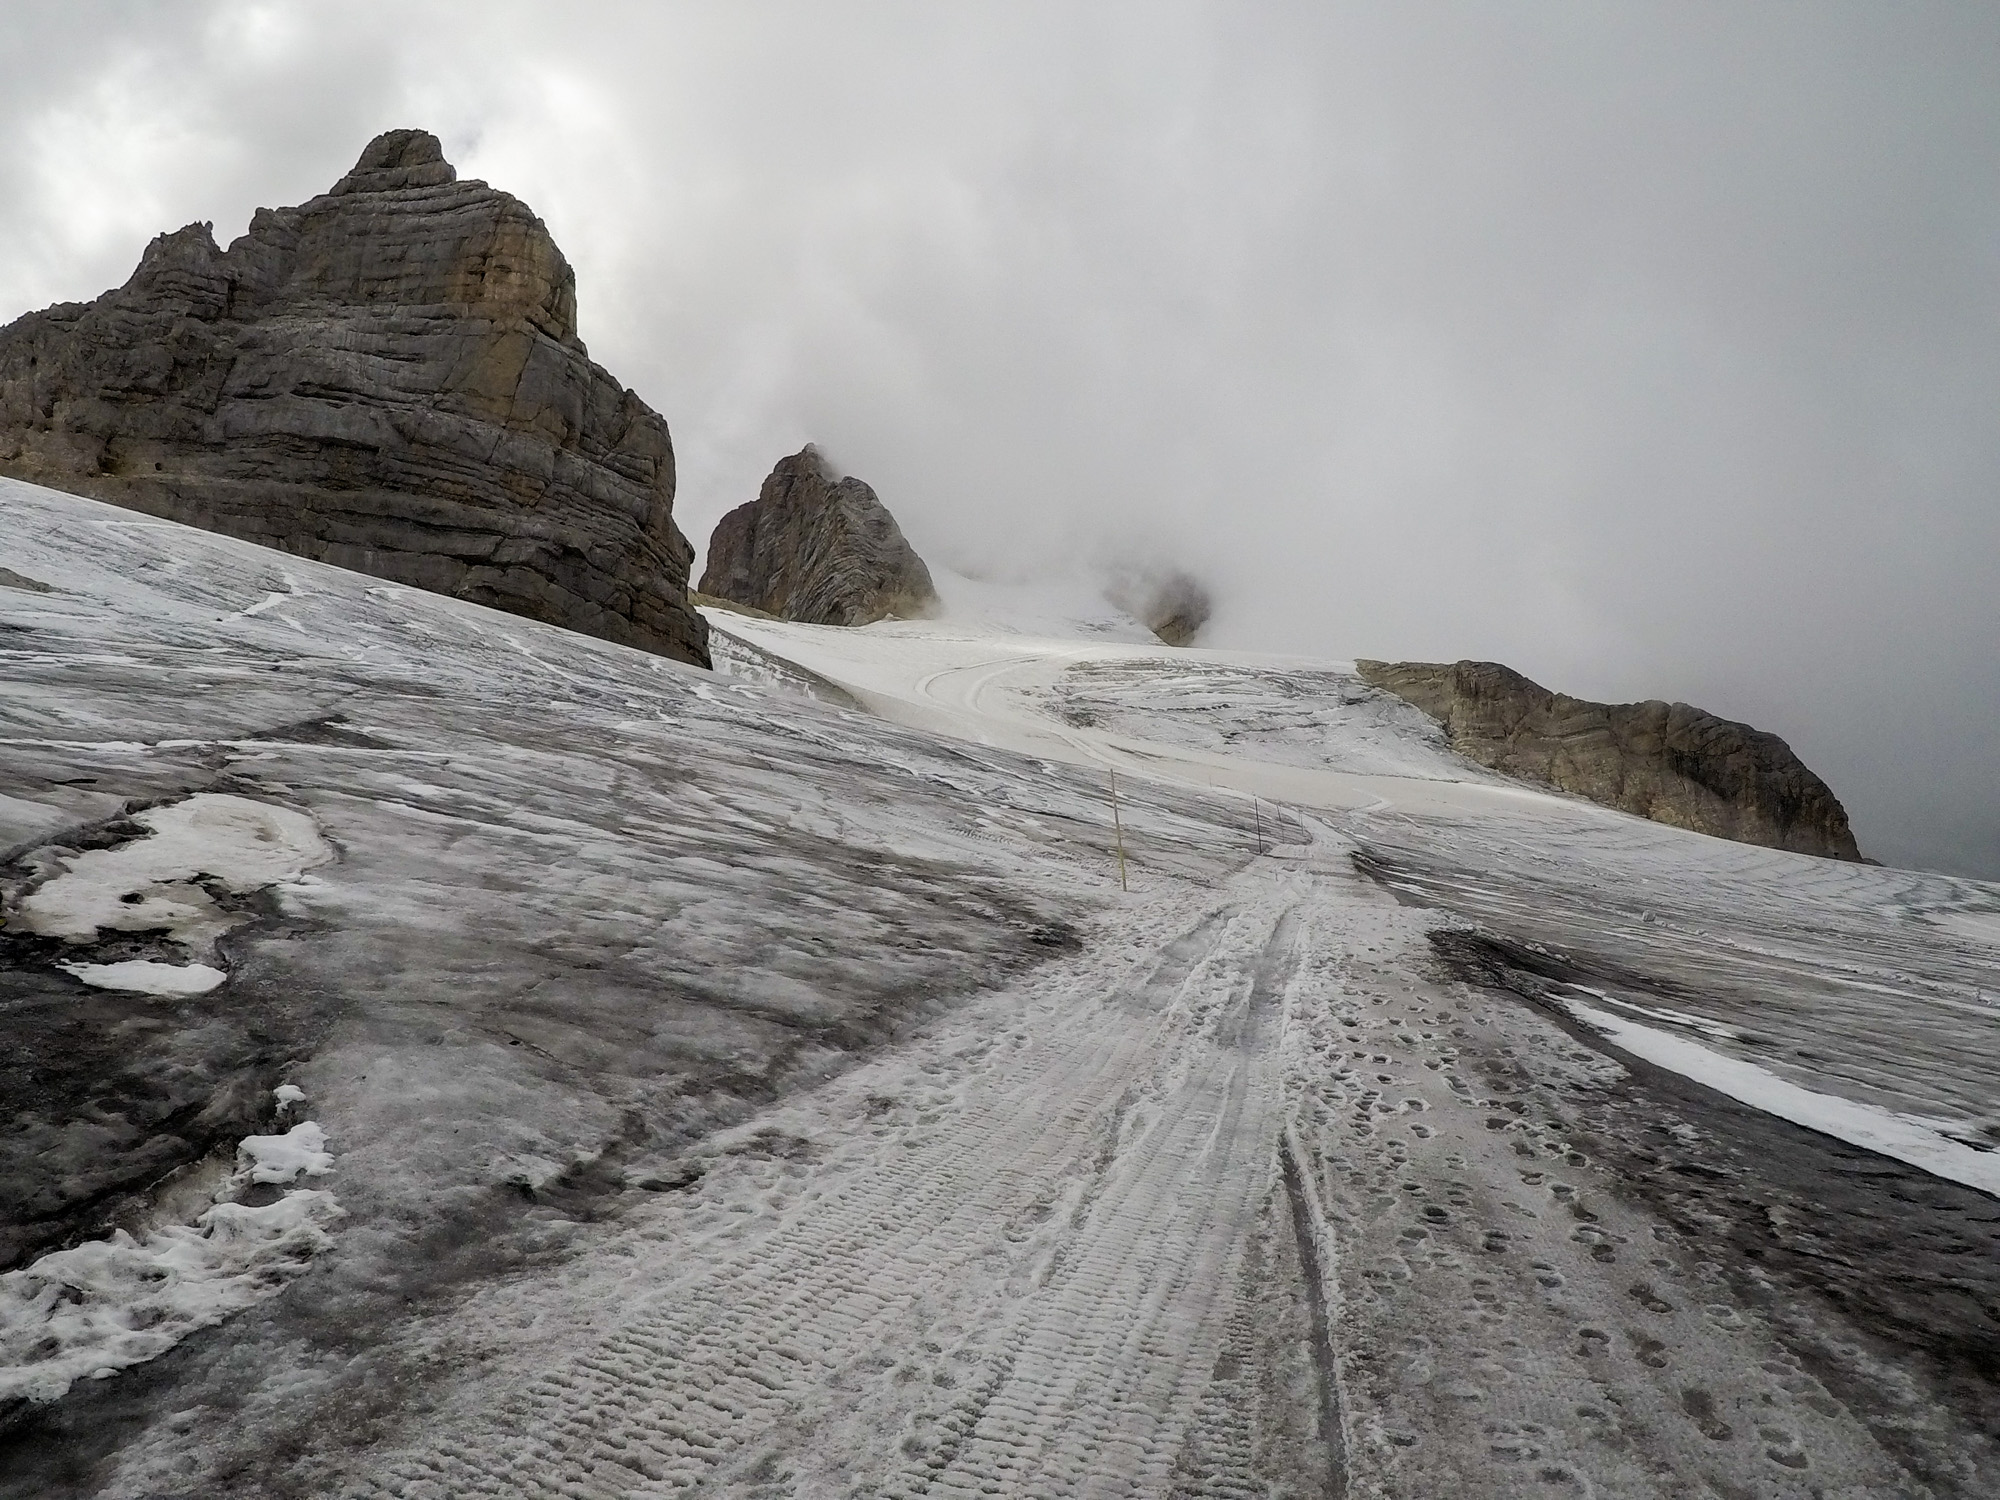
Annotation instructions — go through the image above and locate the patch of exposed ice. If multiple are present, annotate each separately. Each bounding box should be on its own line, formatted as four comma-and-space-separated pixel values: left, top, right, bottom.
1560, 992, 2000, 1197
1037, 655, 1484, 782
236, 1122, 333, 1186
0, 790, 70, 849
222, 588, 294, 621
0, 1190, 342, 1403
705, 621, 864, 708
59, 960, 228, 996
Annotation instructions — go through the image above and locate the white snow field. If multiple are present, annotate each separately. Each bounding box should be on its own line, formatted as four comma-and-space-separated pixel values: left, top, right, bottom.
0, 476, 1996, 1497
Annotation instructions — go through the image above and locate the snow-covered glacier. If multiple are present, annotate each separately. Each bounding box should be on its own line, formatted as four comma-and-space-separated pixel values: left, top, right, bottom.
1, 477, 1995, 1497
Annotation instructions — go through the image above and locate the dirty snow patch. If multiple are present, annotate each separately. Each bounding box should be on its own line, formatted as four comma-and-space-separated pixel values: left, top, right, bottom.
0, 1190, 341, 1403
12, 794, 333, 990
237, 1122, 333, 1185
1561, 993, 2000, 1198
60, 960, 228, 996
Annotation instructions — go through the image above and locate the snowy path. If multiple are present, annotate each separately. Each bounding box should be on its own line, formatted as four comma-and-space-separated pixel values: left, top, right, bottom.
328, 820, 1990, 1500
347, 857, 1315, 1498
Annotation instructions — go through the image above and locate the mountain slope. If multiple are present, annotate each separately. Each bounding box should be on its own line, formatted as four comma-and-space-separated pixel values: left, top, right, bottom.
1, 477, 1995, 1497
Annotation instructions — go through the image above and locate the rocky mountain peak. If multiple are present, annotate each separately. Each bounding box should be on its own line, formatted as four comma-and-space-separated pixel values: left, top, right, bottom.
1105, 567, 1212, 647
0, 127, 706, 666
796, 442, 838, 481
330, 128, 459, 195
252, 132, 579, 342
121, 222, 232, 316
699, 446, 940, 626
1356, 658, 1863, 860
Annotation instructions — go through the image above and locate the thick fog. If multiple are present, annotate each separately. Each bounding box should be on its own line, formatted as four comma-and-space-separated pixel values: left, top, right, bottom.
3, 2, 1996, 878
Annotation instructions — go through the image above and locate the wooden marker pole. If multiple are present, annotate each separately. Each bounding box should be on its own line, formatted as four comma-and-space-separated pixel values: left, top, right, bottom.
1109, 767, 1129, 891
1254, 796, 1265, 855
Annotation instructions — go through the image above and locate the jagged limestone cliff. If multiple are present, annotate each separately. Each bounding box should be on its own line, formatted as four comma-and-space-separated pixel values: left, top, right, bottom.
0, 129, 708, 666
1356, 658, 1863, 860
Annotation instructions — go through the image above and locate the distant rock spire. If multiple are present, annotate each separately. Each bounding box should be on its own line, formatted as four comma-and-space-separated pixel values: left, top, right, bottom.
700, 447, 940, 626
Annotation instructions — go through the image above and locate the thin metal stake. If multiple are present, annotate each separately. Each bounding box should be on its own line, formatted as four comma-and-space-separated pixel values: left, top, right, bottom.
1109, 767, 1129, 891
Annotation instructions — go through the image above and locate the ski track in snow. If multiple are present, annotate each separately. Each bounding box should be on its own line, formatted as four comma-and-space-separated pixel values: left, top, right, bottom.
347, 863, 1306, 1498
335, 830, 1983, 1499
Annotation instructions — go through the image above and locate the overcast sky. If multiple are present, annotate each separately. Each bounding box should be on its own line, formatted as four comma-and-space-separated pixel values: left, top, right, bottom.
3, 1, 1996, 879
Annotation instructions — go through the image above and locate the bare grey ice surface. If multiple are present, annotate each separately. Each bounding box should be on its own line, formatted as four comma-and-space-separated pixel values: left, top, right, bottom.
1, 477, 1996, 1497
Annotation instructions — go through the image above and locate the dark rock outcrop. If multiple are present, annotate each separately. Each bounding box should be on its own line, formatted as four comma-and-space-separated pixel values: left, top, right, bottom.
699, 446, 938, 626
1355, 659, 1863, 860
1105, 568, 1212, 647
0, 129, 708, 666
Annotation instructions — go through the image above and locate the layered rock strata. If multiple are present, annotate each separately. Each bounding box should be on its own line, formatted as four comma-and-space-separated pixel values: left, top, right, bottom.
699, 446, 938, 626
0, 129, 708, 665
1356, 658, 1863, 860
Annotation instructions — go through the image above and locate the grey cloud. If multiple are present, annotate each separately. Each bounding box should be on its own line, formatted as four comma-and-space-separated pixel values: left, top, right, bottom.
3, 0, 1995, 875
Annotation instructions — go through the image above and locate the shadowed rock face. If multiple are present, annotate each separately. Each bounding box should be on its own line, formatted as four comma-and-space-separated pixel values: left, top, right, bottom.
1355, 658, 1864, 860
1105, 568, 1212, 646
699, 446, 938, 626
0, 128, 708, 666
